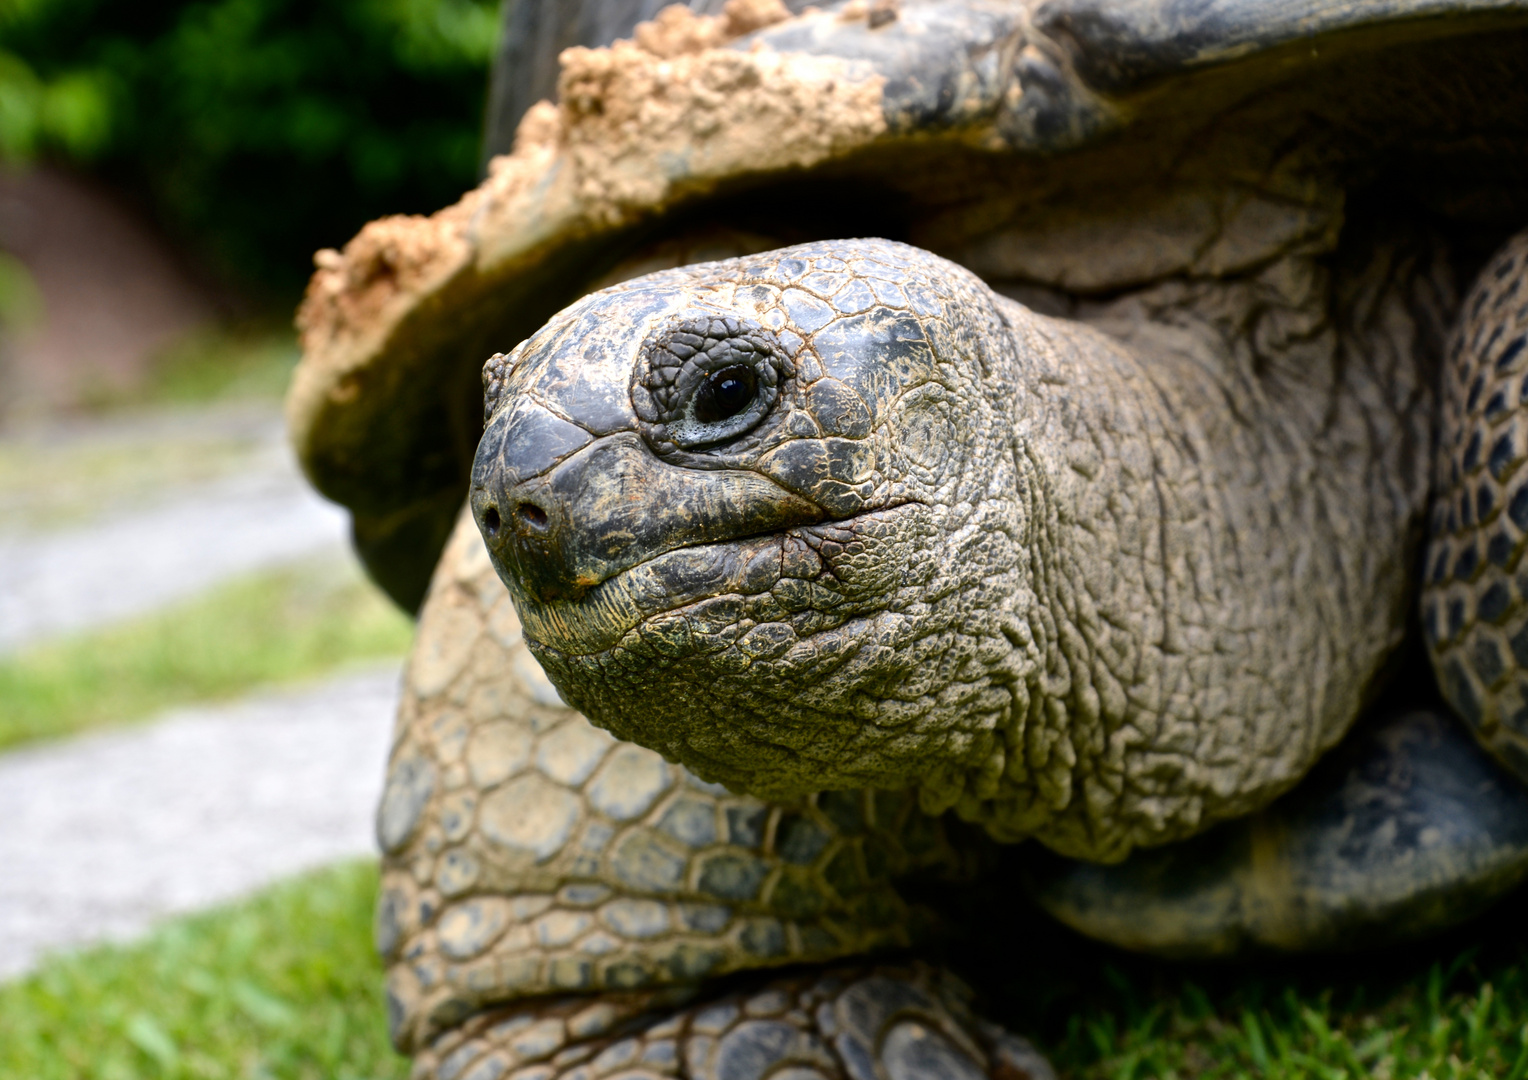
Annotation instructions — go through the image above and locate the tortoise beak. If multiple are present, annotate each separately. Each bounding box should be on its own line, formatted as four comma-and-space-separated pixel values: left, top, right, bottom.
470, 397, 591, 602
471, 399, 823, 604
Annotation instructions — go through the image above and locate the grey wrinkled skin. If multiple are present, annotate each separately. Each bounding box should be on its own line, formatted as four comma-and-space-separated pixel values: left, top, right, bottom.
472, 237, 1434, 863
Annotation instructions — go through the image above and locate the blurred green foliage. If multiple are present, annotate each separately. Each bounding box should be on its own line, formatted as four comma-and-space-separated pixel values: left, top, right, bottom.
0, 0, 499, 297
0, 248, 42, 329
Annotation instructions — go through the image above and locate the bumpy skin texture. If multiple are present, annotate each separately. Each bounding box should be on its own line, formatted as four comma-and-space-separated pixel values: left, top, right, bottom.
473, 238, 1436, 862
379, 511, 992, 1057
413, 961, 1054, 1080
1425, 228, 1528, 783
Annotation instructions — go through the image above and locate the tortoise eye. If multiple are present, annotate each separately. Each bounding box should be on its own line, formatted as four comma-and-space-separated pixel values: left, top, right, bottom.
634, 313, 790, 452
694, 365, 757, 424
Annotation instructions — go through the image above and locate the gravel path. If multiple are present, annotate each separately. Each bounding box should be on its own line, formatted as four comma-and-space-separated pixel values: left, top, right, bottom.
0, 405, 351, 653
0, 666, 400, 979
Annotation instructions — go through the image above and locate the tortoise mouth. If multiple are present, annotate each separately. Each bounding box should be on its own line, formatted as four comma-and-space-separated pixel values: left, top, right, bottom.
508, 502, 923, 657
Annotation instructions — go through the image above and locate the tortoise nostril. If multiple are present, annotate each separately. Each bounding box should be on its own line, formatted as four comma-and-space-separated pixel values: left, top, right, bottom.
517, 502, 548, 529
482, 505, 501, 536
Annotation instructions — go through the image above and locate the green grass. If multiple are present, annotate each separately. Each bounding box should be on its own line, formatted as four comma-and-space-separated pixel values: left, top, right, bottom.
4, 863, 1524, 1080
0, 557, 413, 751
951, 882, 1528, 1080
137, 329, 299, 407
0, 415, 280, 533
0, 861, 408, 1080
0, 327, 300, 531
0, 805, 1521, 1080
85, 327, 301, 412
1038, 950, 1528, 1079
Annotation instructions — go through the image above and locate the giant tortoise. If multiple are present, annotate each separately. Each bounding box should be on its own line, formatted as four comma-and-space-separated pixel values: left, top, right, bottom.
288, 1, 1528, 1076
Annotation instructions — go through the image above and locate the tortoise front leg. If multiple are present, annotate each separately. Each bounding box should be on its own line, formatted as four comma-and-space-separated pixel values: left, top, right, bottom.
379, 507, 1051, 1078
417, 963, 1053, 1080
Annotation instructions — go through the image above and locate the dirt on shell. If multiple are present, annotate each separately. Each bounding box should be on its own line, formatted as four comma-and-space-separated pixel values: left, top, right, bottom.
289, 0, 887, 460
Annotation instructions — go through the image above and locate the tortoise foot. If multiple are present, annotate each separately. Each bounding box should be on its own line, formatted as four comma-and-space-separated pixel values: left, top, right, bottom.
413, 963, 1054, 1080
1023, 707, 1528, 958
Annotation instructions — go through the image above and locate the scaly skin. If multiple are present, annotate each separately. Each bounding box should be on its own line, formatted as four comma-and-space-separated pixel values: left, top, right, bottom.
379, 510, 1027, 1072
382, 226, 1528, 1080
472, 238, 1438, 862
412, 960, 1053, 1080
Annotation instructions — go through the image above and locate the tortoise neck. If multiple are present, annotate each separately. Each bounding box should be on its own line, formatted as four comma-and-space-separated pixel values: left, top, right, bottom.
947, 259, 1435, 859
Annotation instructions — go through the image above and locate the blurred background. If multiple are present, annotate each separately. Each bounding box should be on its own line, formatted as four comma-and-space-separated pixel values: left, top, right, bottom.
0, 0, 503, 416
0, 1, 496, 1075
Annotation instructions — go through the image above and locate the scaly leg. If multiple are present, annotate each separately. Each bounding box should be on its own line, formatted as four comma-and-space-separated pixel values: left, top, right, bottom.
379, 507, 1052, 1077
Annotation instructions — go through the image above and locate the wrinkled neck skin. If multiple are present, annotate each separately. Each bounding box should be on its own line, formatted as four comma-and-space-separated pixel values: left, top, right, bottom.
485, 238, 1437, 863
994, 237, 1442, 859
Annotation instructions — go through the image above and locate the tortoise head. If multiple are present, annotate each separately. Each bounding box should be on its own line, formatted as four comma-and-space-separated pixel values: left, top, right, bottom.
471, 238, 1036, 802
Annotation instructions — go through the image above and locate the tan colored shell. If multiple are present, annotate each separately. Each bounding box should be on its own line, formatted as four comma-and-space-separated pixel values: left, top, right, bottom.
286, 0, 1528, 616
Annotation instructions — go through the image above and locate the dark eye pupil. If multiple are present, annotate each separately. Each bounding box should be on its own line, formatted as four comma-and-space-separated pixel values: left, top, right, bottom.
694, 365, 757, 424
